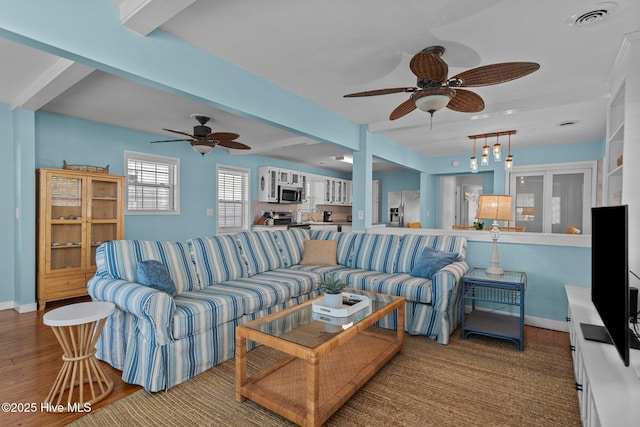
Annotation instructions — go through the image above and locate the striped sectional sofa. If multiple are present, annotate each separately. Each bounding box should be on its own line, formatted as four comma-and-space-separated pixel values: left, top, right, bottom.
88, 229, 468, 392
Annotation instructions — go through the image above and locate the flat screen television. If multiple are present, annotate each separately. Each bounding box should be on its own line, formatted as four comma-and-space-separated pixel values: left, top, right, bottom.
581, 205, 640, 367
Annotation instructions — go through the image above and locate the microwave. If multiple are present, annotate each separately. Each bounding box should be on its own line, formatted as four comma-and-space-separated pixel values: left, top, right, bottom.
278, 185, 303, 203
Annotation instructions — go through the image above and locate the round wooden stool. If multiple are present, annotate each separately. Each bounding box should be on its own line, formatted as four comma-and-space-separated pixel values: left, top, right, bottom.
43, 301, 115, 411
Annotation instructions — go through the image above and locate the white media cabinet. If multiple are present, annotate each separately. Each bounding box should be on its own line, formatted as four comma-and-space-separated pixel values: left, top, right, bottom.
565, 285, 640, 426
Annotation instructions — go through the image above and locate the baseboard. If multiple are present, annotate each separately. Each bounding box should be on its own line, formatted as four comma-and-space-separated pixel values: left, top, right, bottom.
0, 301, 14, 311
0, 300, 37, 313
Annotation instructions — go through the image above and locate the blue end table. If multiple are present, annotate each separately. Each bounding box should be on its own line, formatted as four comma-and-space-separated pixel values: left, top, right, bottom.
461, 268, 527, 350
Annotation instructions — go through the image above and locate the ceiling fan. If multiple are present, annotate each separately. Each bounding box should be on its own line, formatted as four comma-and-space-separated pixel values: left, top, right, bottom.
150, 114, 250, 156
344, 46, 540, 127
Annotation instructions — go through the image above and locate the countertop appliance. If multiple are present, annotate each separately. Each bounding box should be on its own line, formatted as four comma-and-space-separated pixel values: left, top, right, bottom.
323, 211, 333, 222
270, 211, 292, 226
388, 190, 420, 227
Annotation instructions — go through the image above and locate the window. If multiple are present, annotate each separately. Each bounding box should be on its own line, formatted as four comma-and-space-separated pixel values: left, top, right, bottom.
508, 162, 595, 234
217, 165, 250, 233
125, 151, 179, 215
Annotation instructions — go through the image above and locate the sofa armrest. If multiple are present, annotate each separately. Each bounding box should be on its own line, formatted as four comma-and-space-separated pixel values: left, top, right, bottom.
88, 276, 175, 346
431, 261, 469, 311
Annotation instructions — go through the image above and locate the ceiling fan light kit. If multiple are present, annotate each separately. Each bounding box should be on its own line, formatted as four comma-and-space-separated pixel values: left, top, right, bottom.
413, 90, 453, 113
192, 143, 214, 156
344, 46, 539, 129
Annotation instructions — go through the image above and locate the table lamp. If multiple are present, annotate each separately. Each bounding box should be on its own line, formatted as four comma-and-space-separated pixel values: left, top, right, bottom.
476, 195, 514, 275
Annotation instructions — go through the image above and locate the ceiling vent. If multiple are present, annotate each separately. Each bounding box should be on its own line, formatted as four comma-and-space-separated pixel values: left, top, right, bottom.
568, 2, 618, 27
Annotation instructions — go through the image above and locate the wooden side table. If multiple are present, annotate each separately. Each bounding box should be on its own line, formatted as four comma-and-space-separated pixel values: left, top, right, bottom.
43, 301, 115, 411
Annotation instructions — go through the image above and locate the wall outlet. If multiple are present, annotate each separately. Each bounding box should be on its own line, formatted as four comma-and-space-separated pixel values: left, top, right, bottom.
206, 208, 214, 216
358, 210, 364, 220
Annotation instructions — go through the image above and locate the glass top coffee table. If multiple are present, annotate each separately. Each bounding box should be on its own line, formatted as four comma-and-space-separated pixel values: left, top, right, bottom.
235, 290, 405, 427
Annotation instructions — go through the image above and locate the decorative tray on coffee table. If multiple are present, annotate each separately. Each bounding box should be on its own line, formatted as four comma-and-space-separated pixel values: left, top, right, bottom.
312, 292, 370, 317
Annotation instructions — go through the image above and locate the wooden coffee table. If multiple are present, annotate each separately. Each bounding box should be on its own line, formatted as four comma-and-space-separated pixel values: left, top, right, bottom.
236, 290, 405, 427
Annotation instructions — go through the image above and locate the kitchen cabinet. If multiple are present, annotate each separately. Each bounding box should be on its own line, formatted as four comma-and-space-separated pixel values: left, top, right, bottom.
37, 168, 125, 310
277, 169, 291, 185
258, 167, 278, 202
323, 178, 351, 205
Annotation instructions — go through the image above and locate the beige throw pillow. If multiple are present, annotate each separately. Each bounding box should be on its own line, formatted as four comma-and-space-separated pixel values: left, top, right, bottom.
299, 239, 338, 265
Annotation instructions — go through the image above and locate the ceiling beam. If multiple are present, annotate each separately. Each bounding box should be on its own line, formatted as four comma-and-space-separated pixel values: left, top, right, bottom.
11, 58, 94, 111
115, 0, 197, 36
238, 135, 317, 155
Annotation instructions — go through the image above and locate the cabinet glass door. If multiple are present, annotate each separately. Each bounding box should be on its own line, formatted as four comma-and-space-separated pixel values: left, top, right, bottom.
88, 178, 120, 269
48, 175, 85, 273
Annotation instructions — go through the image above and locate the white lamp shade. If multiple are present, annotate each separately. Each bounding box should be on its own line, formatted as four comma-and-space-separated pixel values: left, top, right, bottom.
193, 144, 213, 155
414, 94, 451, 112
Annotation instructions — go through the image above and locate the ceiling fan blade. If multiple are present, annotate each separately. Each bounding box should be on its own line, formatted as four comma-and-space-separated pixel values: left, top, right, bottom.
150, 139, 192, 143
446, 89, 485, 113
409, 50, 448, 81
344, 87, 417, 97
450, 62, 540, 87
207, 132, 240, 141
217, 140, 251, 150
389, 97, 417, 120
163, 128, 197, 138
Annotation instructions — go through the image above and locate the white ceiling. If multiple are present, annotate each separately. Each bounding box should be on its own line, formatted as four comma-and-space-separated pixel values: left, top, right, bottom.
1, 0, 638, 173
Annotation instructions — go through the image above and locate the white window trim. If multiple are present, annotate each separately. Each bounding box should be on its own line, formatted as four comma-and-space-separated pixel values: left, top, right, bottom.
507, 161, 597, 234
216, 164, 251, 234
124, 150, 180, 215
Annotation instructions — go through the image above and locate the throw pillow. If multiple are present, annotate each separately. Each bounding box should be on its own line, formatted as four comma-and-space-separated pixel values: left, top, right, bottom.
299, 239, 338, 265
410, 247, 457, 279
137, 260, 177, 296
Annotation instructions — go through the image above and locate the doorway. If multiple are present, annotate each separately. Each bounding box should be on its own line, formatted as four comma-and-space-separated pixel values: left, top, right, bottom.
440, 174, 483, 230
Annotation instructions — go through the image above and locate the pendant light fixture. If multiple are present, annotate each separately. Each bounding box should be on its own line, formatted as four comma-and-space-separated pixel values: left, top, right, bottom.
467, 130, 516, 172
470, 137, 478, 173
481, 136, 489, 166
493, 134, 502, 161
505, 132, 514, 170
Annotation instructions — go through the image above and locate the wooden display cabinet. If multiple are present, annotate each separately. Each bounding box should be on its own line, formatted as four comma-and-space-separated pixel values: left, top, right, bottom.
37, 168, 125, 310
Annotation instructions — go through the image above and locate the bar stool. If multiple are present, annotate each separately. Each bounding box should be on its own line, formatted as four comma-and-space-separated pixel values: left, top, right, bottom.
43, 301, 115, 411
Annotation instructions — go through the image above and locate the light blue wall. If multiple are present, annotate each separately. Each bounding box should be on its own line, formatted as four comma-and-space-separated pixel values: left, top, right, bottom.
35, 111, 351, 242
1, 105, 601, 324
374, 138, 604, 228
0, 104, 15, 305
374, 170, 421, 223
465, 240, 590, 322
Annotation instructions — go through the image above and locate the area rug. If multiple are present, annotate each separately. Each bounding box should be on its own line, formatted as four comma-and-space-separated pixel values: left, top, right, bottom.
70, 333, 580, 427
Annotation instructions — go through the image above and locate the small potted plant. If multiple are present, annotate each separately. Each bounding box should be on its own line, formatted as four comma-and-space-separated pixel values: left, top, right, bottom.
321, 273, 346, 308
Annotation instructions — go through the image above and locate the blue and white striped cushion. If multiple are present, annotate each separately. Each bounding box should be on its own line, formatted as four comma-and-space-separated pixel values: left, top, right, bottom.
235, 231, 284, 276
350, 233, 400, 273
371, 273, 433, 304
311, 231, 360, 266
172, 289, 243, 340
273, 228, 310, 266
99, 240, 199, 293
188, 235, 248, 286
288, 264, 349, 276
394, 235, 467, 273
333, 268, 387, 290
208, 277, 291, 314
252, 268, 322, 297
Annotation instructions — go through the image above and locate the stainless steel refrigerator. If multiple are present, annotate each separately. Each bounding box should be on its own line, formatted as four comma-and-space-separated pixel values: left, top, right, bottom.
388, 190, 420, 227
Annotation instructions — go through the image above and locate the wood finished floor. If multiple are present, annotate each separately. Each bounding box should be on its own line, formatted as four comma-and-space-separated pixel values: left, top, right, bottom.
0, 297, 570, 427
